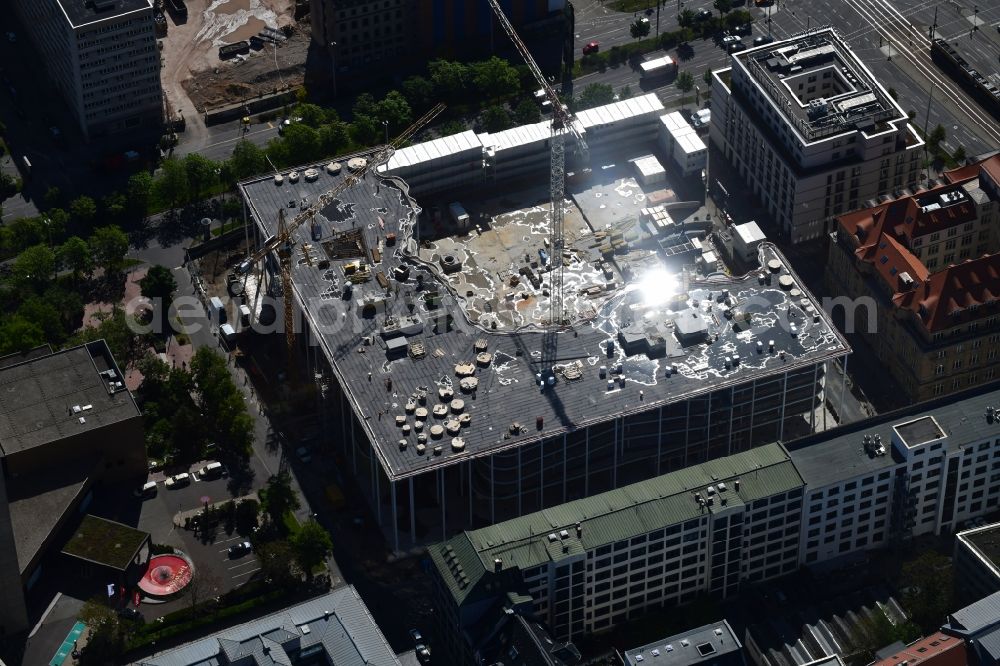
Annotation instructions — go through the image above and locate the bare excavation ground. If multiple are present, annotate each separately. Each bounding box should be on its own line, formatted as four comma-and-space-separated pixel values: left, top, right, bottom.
161, 0, 308, 119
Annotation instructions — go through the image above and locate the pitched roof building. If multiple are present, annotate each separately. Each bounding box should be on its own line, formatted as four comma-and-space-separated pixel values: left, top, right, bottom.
826, 154, 1000, 402
942, 590, 1000, 666
868, 633, 967, 666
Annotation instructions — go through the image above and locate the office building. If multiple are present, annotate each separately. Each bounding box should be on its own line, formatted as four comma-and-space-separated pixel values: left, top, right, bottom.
238, 93, 848, 554
9, 0, 163, 139
954, 522, 1000, 606
619, 620, 747, 665
941, 590, 1000, 666
826, 154, 1000, 403
710, 27, 924, 244
868, 633, 967, 666
0, 342, 143, 636
430, 442, 805, 657
132, 586, 400, 665
310, 0, 568, 94
430, 381, 1000, 654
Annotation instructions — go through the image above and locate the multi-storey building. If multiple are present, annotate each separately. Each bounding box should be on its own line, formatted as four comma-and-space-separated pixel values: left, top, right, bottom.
826, 155, 1000, 403
430, 442, 805, 659
238, 96, 849, 554
710, 28, 924, 244
954, 523, 1000, 606
310, 0, 567, 94
619, 620, 747, 665
429, 381, 1000, 660
9, 0, 162, 139
941, 591, 1000, 666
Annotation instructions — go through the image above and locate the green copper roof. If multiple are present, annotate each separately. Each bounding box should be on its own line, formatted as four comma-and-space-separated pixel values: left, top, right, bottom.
432, 442, 802, 605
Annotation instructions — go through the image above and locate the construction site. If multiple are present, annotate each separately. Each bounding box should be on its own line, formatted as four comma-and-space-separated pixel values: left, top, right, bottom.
223, 3, 850, 553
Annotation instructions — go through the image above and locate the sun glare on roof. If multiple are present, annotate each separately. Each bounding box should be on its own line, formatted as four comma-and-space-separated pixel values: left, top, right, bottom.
635, 267, 677, 307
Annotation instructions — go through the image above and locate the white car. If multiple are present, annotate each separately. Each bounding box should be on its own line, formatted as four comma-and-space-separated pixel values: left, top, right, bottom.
165, 472, 191, 488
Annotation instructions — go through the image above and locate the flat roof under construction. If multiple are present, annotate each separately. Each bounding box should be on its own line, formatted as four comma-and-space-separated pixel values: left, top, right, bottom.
239, 153, 848, 480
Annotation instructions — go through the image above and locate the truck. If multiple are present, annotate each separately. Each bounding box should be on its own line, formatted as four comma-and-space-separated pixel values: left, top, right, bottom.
448, 202, 470, 229
640, 55, 676, 81
209, 296, 226, 325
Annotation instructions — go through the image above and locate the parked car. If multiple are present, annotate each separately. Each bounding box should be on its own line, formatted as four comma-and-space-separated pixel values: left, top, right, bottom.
722, 34, 741, 47
697, 9, 713, 20
582, 41, 600, 55
165, 472, 191, 488
753, 35, 775, 46
228, 541, 252, 558
415, 644, 431, 664
134, 481, 158, 499
148, 459, 164, 473
198, 461, 224, 479
409, 629, 423, 644
729, 42, 748, 53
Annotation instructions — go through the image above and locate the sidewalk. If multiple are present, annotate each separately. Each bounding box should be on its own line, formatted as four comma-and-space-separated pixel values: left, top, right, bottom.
172, 492, 259, 528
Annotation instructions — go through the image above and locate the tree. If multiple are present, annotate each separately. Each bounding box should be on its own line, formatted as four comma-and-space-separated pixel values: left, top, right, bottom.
901, 551, 953, 631
375, 90, 413, 135
90, 225, 129, 276
713, 0, 732, 15
619, 84, 633, 100
185, 568, 222, 613
190, 346, 254, 459
513, 99, 541, 125
954, 145, 967, 164
58, 236, 93, 280
678, 8, 696, 26
676, 71, 696, 106
44, 186, 63, 209
229, 140, 268, 181
18, 297, 66, 343
235, 498, 261, 536
155, 158, 189, 208
481, 105, 512, 132
256, 540, 300, 586
428, 59, 469, 99
928, 124, 946, 151
0, 316, 44, 355
282, 123, 322, 163
71, 307, 151, 371
102, 191, 127, 222
296, 102, 330, 128
14, 244, 56, 289
438, 120, 467, 137
184, 153, 218, 201
401, 75, 435, 111
259, 470, 301, 531
78, 598, 126, 665
575, 83, 615, 111
472, 56, 521, 103
352, 92, 379, 120
139, 265, 178, 333
69, 195, 97, 225
126, 172, 153, 218
887, 87, 898, 101
290, 519, 333, 580
349, 115, 380, 145
630, 18, 651, 40
319, 122, 351, 155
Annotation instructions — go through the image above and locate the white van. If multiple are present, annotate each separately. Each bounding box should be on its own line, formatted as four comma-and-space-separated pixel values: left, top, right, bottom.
209, 297, 226, 325
135, 481, 158, 498
199, 461, 223, 479
220, 323, 237, 345
239, 304, 252, 327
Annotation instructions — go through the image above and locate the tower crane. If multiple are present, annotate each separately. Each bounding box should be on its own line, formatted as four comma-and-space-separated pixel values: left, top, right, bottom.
235, 103, 446, 383
487, 0, 589, 376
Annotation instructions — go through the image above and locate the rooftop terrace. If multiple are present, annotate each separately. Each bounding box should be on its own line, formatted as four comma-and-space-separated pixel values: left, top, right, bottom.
62, 514, 148, 571
57, 0, 152, 28
239, 151, 848, 480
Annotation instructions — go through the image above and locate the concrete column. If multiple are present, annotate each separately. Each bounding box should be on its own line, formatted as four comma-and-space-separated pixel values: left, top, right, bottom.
374, 463, 382, 526
440, 468, 447, 542
727, 387, 734, 454
684, 400, 692, 466
612, 417, 619, 489
779, 371, 789, 441
810, 363, 819, 433
391, 481, 398, 553
517, 447, 522, 517
540, 439, 544, 512
748, 378, 757, 439
584, 427, 590, 497
840, 355, 849, 425
491, 456, 496, 524
468, 462, 473, 525
409, 477, 416, 544
562, 434, 567, 503
656, 405, 663, 476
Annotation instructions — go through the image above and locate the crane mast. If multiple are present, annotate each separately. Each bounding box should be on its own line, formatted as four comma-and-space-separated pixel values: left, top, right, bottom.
486, 0, 587, 330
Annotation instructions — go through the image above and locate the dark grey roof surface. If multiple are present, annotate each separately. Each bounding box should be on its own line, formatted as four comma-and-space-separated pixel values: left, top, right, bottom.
57, 0, 151, 28
788, 383, 1000, 488
0, 342, 140, 456
240, 156, 848, 480
962, 523, 1000, 571
623, 620, 745, 666
893, 415, 945, 448
133, 586, 399, 666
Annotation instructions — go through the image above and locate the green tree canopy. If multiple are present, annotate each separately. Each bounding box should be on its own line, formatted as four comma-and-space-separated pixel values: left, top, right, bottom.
349, 115, 380, 145
375, 90, 413, 135
0, 316, 44, 355
472, 56, 521, 102
139, 265, 178, 302
229, 140, 268, 181
89, 225, 129, 276
296, 102, 331, 128
429, 59, 469, 99
155, 158, 190, 208
190, 346, 254, 459
259, 470, 301, 531
290, 519, 333, 580
575, 83, 616, 111
282, 123, 322, 164
513, 99, 541, 125
184, 153, 218, 201
713, 0, 733, 15
126, 171, 154, 218
69, 196, 97, 225
401, 75, 435, 111
481, 105, 512, 132
352, 92, 379, 120
14, 244, 56, 289
630, 18, 651, 39
256, 540, 300, 586
70, 308, 151, 371
319, 122, 351, 155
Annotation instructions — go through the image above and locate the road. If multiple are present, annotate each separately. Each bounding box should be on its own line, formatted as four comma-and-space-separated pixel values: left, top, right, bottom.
174, 115, 281, 162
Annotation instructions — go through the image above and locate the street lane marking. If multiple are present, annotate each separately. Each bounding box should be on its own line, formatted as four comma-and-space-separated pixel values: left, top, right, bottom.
232, 567, 260, 579
227, 560, 258, 570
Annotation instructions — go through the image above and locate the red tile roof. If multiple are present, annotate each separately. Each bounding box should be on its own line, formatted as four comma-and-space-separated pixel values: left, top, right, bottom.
835, 154, 1000, 334
870, 633, 967, 666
